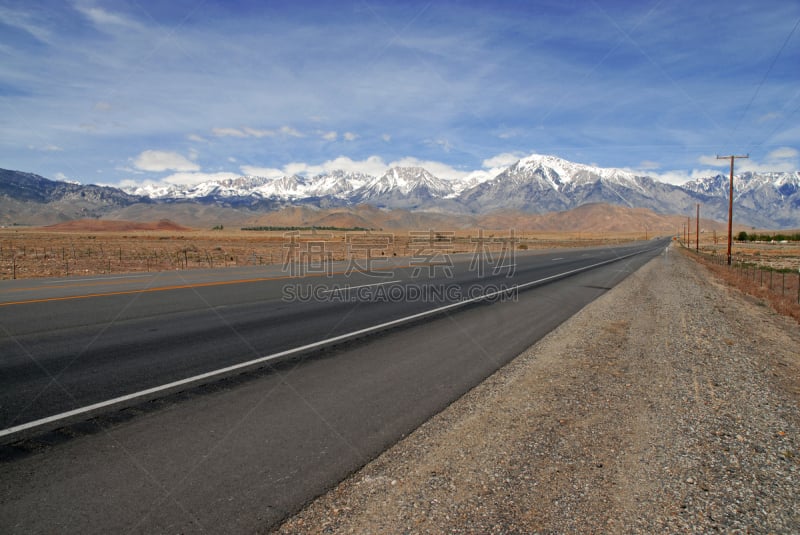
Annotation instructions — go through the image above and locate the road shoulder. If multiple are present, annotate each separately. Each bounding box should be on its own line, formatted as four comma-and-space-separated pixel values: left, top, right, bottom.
275, 247, 800, 533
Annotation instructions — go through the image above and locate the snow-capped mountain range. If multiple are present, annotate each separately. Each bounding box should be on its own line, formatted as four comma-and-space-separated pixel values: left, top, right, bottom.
2, 154, 797, 228
121, 154, 800, 228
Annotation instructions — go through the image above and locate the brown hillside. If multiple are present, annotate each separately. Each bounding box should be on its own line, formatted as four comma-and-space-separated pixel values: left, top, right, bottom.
478, 203, 728, 234
44, 218, 191, 232
241, 203, 729, 233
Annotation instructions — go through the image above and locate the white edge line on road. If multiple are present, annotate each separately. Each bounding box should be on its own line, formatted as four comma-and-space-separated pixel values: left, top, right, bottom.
319, 280, 401, 294
0, 246, 657, 440
551, 257, 564, 261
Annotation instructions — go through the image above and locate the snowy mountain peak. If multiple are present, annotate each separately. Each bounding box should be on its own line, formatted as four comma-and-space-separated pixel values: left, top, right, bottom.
363, 166, 453, 197
108, 154, 800, 228
682, 171, 800, 197
513, 153, 640, 185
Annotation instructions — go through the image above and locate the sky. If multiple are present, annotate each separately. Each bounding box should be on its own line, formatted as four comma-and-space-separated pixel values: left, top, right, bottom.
1, 0, 799, 188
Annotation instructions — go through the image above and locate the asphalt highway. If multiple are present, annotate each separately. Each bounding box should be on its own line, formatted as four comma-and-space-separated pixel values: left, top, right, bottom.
0, 238, 670, 533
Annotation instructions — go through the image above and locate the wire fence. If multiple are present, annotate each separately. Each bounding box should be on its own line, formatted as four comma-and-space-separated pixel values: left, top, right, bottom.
682, 245, 800, 323
701, 251, 800, 304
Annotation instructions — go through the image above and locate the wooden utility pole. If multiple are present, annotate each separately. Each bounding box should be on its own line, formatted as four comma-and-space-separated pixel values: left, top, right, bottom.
687, 216, 691, 248
717, 154, 748, 265
696, 203, 700, 252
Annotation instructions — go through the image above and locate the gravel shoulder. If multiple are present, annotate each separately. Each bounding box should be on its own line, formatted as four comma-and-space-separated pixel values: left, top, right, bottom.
275, 246, 800, 533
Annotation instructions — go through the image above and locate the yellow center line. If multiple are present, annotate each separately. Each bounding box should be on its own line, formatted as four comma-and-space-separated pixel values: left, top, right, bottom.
0, 265, 414, 307
6, 276, 160, 293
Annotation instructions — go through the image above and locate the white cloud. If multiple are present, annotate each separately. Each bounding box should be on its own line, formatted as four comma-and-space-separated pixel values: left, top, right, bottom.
133, 150, 200, 172
29, 144, 64, 152
428, 138, 452, 152
118, 178, 160, 189
321, 131, 338, 141
343, 132, 358, 141
241, 155, 474, 180
696, 147, 798, 175
93, 101, 112, 112
283, 162, 313, 176
212, 125, 302, 138
75, 5, 141, 30
242, 156, 389, 178
318, 156, 387, 176
740, 159, 797, 174
187, 133, 208, 143
240, 165, 286, 178
212, 127, 248, 138
638, 160, 660, 170
497, 132, 516, 139
381, 134, 392, 142
646, 151, 798, 185
75, 5, 143, 33
758, 112, 781, 123
0, 6, 52, 43
243, 127, 275, 138
697, 154, 729, 167
280, 125, 303, 137
646, 170, 716, 185
482, 152, 524, 169
114, 165, 144, 175
766, 147, 798, 160
387, 157, 468, 180
161, 171, 240, 186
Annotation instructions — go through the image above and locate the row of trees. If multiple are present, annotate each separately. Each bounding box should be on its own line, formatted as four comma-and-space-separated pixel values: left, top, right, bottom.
241, 225, 373, 231
736, 231, 800, 242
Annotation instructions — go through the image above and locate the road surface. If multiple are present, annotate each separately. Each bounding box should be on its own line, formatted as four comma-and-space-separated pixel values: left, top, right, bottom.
0, 239, 669, 533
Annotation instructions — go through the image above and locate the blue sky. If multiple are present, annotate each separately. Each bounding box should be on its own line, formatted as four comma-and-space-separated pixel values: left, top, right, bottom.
1, 0, 799, 187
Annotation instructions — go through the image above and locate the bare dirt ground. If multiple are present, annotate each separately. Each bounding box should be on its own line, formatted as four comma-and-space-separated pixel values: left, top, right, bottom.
274, 246, 799, 533
700, 241, 800, 272
687, 245, 800, 323
0, 226, 639, 280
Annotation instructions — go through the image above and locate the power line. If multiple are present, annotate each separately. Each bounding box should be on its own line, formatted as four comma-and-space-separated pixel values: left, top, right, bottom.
748, 87, 800, 150
731, 16, 800, 146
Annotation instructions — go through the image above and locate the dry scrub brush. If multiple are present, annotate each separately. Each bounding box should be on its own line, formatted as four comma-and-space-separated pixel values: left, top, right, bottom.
685, 248, 800, 323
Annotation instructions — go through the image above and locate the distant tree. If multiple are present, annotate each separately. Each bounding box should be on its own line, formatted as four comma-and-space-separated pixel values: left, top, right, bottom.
737, 231, 748, 241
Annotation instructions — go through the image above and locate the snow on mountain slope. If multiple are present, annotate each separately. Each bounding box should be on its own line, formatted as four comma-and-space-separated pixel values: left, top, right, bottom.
682, 171, 800, 199
98, 154, 800, 228
356, 167, 454, 199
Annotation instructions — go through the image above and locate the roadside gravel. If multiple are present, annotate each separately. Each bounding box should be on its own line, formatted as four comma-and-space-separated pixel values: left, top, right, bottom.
274, 246, 800, 534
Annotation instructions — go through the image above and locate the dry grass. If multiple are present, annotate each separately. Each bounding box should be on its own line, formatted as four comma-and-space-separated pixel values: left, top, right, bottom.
683, 246, 800, 323
0, 227, 640, 280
